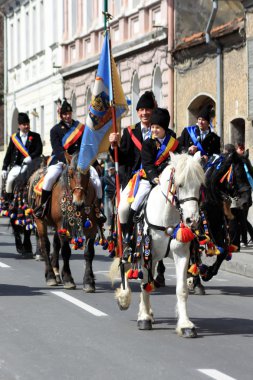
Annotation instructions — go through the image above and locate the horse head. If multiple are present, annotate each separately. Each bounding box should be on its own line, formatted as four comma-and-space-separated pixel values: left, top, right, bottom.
62, 153, 90, 206
160, 153, 205, 228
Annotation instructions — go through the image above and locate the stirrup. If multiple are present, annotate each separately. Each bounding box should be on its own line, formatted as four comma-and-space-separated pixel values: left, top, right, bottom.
33, 205, 46, 219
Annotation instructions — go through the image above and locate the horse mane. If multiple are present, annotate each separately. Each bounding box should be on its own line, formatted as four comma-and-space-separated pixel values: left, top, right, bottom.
60, 152, 90, 187
168, 153, 205, 187
60, 152, 79, 187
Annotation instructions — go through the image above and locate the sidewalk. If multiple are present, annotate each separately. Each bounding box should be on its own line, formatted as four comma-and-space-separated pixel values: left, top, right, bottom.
220, 245, 253, 279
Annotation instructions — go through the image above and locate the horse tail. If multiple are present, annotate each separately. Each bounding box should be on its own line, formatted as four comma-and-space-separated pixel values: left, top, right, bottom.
108, 257, 120, 285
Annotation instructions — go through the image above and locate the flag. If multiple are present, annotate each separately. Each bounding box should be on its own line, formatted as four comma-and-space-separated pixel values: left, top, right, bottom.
77, 31, 128, 173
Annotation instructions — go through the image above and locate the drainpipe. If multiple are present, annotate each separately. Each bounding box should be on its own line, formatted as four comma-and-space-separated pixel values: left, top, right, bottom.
167, 0, 174, 129
205, 0, 223, 143
0, 8, 8, 147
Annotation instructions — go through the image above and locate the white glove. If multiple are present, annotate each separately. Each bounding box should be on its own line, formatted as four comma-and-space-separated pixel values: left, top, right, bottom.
1, 170, 7, 180
23, 156, 32, 164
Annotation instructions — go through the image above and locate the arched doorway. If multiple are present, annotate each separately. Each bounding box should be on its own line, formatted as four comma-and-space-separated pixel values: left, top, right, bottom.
153, 66, 162, 107
11, 108, 19, 135
71, 93, 77, 119
187, 95, 215, 128
86, 87, 92, 116
132, 72, 139, 124
230, 118, 245, 145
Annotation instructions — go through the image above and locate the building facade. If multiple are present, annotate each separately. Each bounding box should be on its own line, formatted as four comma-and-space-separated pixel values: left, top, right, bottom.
173, 0, 251, 152
0, 0, 64, 165
61, 0, 170, 128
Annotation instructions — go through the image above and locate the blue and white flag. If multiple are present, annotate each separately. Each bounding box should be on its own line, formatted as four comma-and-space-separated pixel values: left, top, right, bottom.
77, 31, 128, 173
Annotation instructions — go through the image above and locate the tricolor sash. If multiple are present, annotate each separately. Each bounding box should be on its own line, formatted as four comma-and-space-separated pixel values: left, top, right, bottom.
155, 135, 179, 167
127, 126, 142, 151
11, 133, 29, 158
186, 126, 206, 155
62, 121, 85, 150
127, 168, 146, 203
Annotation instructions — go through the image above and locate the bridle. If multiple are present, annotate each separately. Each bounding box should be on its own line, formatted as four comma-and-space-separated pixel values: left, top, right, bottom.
159, 167, 201, 218
67, 168, 85, 195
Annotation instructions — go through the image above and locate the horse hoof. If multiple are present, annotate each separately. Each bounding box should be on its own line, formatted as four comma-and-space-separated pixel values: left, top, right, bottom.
35, 254, 44, 261
55, 275, 63, 285
194, 284, 206, 295
64, 282, 76, 290
181, 327, 197, 338
117, 300, 129, 311
83, 285, 95, 293
137, 320, 152, 330
46, 279, 58, 286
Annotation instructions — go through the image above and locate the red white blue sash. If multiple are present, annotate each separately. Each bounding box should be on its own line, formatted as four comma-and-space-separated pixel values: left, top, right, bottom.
62, 121, 85, 150
11, 133, 29, 158
155, 134, 179, 166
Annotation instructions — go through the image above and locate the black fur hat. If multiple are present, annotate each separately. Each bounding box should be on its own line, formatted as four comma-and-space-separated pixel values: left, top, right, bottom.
18, 112, 30, 125
136, 91, 155, 110
61, 98, 72, 114
150, 108, 170, 131
198, 104, 214, 123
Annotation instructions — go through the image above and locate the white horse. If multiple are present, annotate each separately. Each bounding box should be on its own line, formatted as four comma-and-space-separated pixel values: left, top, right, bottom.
109, 153, 205, 338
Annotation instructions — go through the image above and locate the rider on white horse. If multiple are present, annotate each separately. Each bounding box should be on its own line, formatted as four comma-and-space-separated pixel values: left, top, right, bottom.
121, 107, 181, 251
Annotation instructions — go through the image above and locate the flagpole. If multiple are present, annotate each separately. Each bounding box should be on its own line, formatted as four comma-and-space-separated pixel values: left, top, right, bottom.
105, 17, 124, 259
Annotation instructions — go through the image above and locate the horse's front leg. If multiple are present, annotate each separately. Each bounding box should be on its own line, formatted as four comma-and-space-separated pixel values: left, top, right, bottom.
50, 231, 62, 285
83, 238, 96, 293
60, 236, 76, 289
137, 262, 156, 330
172, 240, 197, 338
36, 220, 57, 286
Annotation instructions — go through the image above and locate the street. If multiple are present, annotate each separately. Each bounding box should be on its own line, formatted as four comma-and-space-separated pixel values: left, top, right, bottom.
0, 218, 253, 380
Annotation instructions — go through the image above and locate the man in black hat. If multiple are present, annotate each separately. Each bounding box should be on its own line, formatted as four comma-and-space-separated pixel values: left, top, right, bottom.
179, 104, 220, 161
108, 91, 156, 238
34, 99, 104, 220
1, 112, 43, 202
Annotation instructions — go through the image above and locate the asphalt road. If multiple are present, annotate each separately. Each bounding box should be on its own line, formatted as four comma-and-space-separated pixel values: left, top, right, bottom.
0, 218, 253, 380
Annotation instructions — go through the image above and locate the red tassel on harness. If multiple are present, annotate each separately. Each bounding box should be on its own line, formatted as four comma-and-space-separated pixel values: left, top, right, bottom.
176, 223, 195, 243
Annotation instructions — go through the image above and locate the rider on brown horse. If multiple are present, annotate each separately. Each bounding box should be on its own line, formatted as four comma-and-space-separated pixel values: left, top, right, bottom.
34, 98, 105, 222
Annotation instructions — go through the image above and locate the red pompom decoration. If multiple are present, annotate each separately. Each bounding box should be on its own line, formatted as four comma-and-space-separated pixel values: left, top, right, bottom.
176, 223, 195, 243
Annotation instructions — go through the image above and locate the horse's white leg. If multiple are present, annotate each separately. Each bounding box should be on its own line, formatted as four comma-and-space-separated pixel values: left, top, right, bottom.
137, 265, 154, 330
172, 242, 197, 338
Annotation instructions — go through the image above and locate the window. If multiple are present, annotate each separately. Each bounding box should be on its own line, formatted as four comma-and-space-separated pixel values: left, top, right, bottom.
72, 0, 77, 36
132, 73, 140, 124
32, 6, 37, 55
40, 1, 45, 50
40, 105, 44, 143
16, 18, 21, 64
25, 9, 30, 58
153, 66, 162, 107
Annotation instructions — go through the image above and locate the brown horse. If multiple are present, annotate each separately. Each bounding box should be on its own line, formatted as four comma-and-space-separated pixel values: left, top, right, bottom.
29, 153, 99, 290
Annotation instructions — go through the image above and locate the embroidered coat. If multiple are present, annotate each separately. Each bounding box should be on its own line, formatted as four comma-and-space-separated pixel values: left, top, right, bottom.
179, 125, 220, 156
2, 131, 42, 170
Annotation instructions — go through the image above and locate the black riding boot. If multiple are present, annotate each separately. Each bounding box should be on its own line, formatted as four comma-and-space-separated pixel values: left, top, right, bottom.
122, 209, 136, 257
4, 192, 13, 209
34, 190, 52, 219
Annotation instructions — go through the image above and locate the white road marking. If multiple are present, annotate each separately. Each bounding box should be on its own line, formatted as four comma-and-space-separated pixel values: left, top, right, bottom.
213, 279, 228, 282
198, 369, 236, 380
0, 262, 10, 268
94, 271, 109, 274
51, 291, 108, 317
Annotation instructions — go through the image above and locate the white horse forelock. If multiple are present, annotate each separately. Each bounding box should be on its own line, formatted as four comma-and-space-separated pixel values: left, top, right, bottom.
163, 153, 205, 188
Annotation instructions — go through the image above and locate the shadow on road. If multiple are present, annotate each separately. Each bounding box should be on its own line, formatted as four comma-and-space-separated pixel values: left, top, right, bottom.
0, 283, 46, 296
